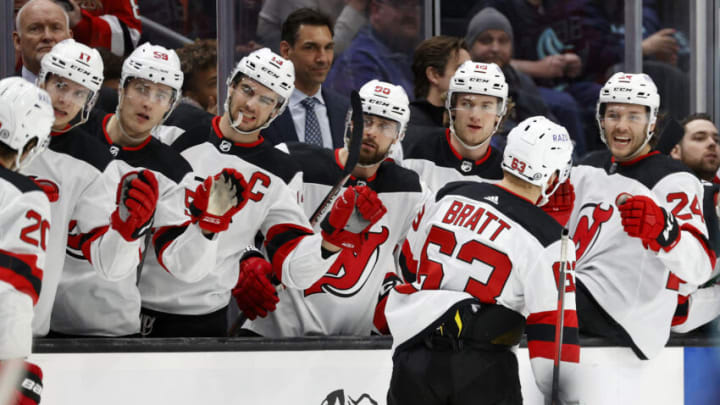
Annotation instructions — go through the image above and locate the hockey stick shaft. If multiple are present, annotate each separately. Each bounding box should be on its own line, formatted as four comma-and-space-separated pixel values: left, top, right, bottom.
551, 228, 570, 404
229, 90, 364, 336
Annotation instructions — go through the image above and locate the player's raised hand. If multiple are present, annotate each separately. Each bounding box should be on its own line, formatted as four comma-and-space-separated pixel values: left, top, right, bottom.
617, 193, 679, 251
232, 256, 279, 320
321, 186, 387, 251
542, 180, 575, 226
189, 168, 249, 233
111, 170, 159, 241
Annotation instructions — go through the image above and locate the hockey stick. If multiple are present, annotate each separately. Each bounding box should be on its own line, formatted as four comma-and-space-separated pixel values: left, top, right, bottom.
551, 228, 570, 405
228, 90, 364, 336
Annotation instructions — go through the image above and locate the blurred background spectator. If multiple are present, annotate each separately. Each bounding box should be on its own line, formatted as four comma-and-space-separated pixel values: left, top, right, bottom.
262, 8, 349, 149
61, 0, 142, 57
409, 35, 469, 130
325, 0, 422, 99
175, 38, 217, 114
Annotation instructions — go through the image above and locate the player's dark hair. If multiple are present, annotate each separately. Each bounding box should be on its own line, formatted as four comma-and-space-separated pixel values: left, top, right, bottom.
175, 39, 217, 93
681, 112, 713, 129
0, 142, 18, 164
412, 36, 468, 99
281, 8, 333, 46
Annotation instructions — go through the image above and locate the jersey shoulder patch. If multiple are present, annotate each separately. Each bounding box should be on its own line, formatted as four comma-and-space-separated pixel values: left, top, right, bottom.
240, 141, 303, 185
285, 142, 340, 186
618, 152, 694, 189
437, 181, 562, 247
48, 126, 113, 172
370, 161, 423, 193
171, 123, 213, 154
123, 138, 193, 183
0, 166, 42, 194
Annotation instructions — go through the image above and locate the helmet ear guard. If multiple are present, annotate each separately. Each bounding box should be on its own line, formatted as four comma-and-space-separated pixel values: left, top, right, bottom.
502, 116, 574, 206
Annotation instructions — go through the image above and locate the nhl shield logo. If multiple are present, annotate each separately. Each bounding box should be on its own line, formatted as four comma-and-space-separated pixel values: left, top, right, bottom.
220, 140, 232, 152
460, 160, 472, 173
109, 145, 120, 156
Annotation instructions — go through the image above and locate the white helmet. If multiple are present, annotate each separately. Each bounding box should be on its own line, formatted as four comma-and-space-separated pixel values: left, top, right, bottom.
121, 43, 184, 118
0, 78, 54, 170
596, 72, 660, 146
502, 116, 574, 206
358, 79, 410, 141
37, 39, 103, 126
224, 48, 294, 133
446, 61, 508, 116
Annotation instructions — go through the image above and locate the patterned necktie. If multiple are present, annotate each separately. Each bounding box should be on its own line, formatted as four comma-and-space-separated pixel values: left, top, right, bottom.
301, 97, 323, 146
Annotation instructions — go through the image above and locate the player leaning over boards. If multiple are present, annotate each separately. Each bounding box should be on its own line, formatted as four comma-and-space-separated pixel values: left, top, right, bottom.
386, 116, 580, 405
0, 78, 53, 405
544, 73, 715, 403
21, 39, 152, 337
401, 61, 509, 192
51, 43, 243, 337
138, 48, 386, 337
241, 80, 429, 337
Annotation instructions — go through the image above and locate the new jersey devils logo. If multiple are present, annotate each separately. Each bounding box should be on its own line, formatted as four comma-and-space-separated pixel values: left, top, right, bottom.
573, 202, 614, 259
305, 226, 390, 297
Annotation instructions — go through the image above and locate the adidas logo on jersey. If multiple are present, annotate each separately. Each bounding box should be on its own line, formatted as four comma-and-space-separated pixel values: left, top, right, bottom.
484, 195, 499, 205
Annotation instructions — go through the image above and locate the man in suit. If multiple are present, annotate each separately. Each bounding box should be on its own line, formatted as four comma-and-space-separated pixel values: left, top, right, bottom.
262, 8, 349, 150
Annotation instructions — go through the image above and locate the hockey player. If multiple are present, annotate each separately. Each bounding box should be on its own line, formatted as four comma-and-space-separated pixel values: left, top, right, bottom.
22, 38, 153, 336
50, 43, 244, 337
0, 78, 53, 405
544, 73, 715, 402
242, 80, 429, 337
138, 48, 386, 337
385, 116, 579, 404
401, 61, 508, 192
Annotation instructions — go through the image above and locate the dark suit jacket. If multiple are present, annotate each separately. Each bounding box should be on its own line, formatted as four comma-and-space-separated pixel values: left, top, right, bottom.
261, 87, 350, 149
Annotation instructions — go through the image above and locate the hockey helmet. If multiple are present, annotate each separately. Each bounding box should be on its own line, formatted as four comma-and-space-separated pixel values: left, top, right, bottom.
502, 116, 573, 206
0, 78, 54, 170
357, 79, 410, 141
224, 48, 294, 133
37, 39, 103, 126
446, 61, 508, 117
596, 72, 660, 146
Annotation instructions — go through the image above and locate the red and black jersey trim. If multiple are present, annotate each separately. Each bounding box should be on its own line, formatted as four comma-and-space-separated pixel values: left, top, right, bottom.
680, 223, 718, 269
373, 272, 402, 334
671, 295, 689, 326
265, 223, 313, 281
67, 226, 110, 264
0, 249, 43, 304
526, 310, 580, 363
18, 361, 43, 404
152, 222, 191, 272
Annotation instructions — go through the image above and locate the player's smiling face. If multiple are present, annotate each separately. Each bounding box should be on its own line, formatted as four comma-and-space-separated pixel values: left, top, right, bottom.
227, 76, 280, 132
358, 113, 398, 165
451, 93, 499, 146
42, 74, 90, 130
119, 78, 174, 138
602, 103, 654, 161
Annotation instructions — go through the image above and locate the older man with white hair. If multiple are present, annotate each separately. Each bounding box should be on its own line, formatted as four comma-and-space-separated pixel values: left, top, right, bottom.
13, 0, 72, 83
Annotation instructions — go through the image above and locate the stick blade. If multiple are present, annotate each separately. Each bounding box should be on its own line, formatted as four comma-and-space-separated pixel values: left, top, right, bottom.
344, 90, 364, 176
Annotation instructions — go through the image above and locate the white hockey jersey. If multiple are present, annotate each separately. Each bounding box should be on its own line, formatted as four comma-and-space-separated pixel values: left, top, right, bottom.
401, 128, 504, 192
21, 127, 141, 336
569, 151, 714, 359
51, 113, 203, 336
139, 117, 338, 316
0, 167, 50, 358
246, 143, 430, 337
386, 181, 580, 401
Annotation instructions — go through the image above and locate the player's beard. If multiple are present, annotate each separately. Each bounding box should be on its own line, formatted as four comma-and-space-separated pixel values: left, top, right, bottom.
358, 141, 390, 166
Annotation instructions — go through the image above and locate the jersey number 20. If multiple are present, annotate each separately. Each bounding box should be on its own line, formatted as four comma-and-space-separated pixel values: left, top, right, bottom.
416, 225, 511, 304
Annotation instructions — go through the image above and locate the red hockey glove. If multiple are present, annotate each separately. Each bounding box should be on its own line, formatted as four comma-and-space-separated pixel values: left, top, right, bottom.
321, 186, 387, 251
29, 177, 59, 202
111, 170, 159, 241
232, 256, 279, 320
189, 168, 249, 233
618, 194, 680, 251
542, 180, 574, 226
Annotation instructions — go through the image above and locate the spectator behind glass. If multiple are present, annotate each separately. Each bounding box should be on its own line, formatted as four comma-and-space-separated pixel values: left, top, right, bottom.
465, 7, 562, 151
175, 39, 218, 114
262, 8, 349, 149
483, 1, 598, 157
325, 0, 421, 99
13, 0, 72, 84
59, 0, 142, 57
409, 36, 470, 129
670, 114, 720, 183
94, 47, 123, 113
